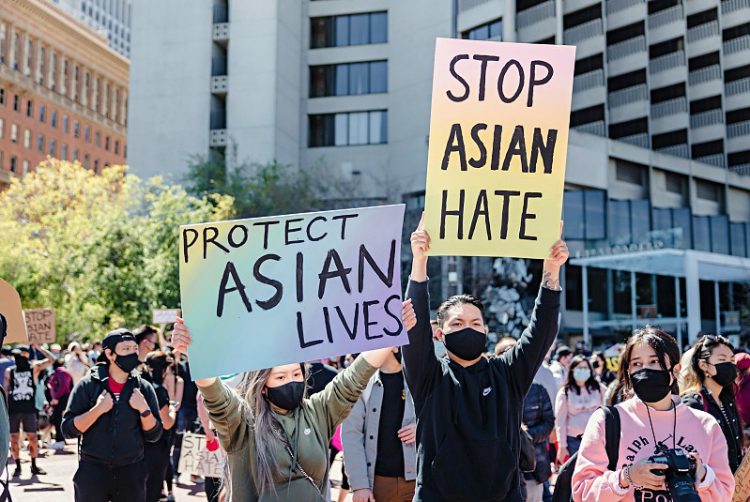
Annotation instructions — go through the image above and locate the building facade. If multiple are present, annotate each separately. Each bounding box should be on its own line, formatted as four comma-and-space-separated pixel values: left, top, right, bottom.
127, 0, 750, 346
0, 0, 128, 188
50, 0, 133, 58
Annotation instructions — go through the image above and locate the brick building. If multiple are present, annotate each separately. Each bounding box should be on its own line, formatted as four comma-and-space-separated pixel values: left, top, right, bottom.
0, 0, 128, 187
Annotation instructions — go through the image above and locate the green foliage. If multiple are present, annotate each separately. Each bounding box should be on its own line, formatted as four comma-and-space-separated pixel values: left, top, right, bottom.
0, 160, 234, 342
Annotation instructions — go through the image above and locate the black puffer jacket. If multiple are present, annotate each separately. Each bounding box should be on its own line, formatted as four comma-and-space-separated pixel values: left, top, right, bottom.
62, 364, 162, 466
522, 382, 555, 483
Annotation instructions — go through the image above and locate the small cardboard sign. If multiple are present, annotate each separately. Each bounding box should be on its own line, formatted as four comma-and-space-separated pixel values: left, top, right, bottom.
24, 309, 56, 344
152, 309, 180, 325
177, 433, 225, 478
733, 452, 750, 502
0, 279, 28, 344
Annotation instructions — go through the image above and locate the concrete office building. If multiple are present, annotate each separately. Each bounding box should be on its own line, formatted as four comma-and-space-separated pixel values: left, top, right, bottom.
128, 0, 750, 347
51, 0, 132, 58
0, 0, 128, 187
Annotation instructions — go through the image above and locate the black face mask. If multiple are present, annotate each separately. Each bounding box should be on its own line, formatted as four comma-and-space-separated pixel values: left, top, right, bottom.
266, 381, 305, 411
443, 327, 486, 361
630, 368, 673, 403
710, 362, 737, 388
114, 353, 140, 374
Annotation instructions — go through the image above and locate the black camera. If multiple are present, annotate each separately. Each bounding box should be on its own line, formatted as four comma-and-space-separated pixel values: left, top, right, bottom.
648, 445, 700, 502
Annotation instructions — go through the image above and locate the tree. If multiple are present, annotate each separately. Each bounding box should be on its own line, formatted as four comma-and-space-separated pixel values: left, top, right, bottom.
0, 160, 233, 341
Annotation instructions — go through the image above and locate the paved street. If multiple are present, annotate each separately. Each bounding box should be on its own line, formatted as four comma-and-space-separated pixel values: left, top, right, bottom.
7, 442, 352, 501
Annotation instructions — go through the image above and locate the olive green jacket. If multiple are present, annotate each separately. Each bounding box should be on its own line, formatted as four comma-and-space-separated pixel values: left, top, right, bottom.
201, 356, 376, 501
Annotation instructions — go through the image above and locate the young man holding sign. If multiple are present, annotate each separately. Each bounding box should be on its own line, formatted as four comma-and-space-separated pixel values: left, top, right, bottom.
404, 216, 567, 501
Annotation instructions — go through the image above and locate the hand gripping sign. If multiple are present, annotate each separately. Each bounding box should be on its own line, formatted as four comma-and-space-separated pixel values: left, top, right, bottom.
179, 205, 409, 379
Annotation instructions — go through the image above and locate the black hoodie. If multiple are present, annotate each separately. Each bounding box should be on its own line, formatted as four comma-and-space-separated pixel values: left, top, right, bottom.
62, 364, 162, 466
403, 279, 560, 502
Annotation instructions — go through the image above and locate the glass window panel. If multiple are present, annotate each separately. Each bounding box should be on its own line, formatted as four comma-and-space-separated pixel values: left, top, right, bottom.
349, 62, 369, 95
335, 64, 349, 96
652, 208, 671, 230
348, 112, 368, 145
565, 265, 582, 310
335, 113, 348, 146
369, 111, 382, 144
630, 200, 650, 243
370, 12, 387, 43
349, 14, 369, 45
613, 270, 632, 314
369, 61, 387, 93
310, 66, 326, 98
563, 191, 584, 240
589, 267, 608, 313
692, 216, 710, 251
730, 222, 746, 257
608, 200, 630, 244
335, 16, 349, 47
672, 208, 692, 249
746, 223, 750, 258
656, 275, 676, 317
489, 20, 503, 40
584, 190, 605, 239
380, 111, 387, 143
709, 215, 729, 255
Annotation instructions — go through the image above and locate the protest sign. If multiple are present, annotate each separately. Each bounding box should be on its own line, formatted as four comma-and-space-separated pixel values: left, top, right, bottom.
177, 433, 225, 478
152, 309, 180, 325
0, 279, 28, 344
179, 204, 408, 379
733, 452, 750, 502
24, 309, 56, 344
423, 38, 575, 258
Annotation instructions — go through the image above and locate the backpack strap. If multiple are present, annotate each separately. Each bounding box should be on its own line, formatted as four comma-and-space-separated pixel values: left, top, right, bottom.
602, 405, 621, 472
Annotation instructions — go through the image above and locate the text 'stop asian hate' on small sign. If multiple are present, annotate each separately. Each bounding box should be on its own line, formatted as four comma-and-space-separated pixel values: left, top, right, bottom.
423, 38, 576, 259
24, 309, 55, 344
179, 205, 409, 380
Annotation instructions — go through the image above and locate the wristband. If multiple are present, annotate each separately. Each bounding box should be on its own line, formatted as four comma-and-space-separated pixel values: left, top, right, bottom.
140, 408, 152, 418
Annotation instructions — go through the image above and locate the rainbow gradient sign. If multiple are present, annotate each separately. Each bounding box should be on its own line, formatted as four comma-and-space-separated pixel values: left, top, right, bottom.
423, 38, 575, 258
179, 204, 408, 379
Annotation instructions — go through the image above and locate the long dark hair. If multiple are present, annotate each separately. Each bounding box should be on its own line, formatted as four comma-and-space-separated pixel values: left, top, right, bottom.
565, 356, 600, 395
608, 326, 680, 405
688, 333, 735, 390
145, 351, 172, 386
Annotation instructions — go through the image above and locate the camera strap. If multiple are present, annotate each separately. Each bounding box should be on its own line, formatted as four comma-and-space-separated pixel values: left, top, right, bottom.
644, 399, 677, 451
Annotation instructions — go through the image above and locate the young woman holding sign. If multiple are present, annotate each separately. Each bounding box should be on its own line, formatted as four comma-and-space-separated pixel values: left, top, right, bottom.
170, 300, 417, 502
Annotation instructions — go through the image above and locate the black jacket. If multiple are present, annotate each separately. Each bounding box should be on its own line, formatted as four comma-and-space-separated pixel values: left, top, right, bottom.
522, 382, 554, 483
403, 280, 560, 502
62, 364, 163, 466
682, 387, 743, 473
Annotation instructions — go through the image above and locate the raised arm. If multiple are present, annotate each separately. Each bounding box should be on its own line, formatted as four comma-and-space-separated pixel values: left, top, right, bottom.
402, 215, 440, 402
499, 237, 567, 399
341, 389, 371, 492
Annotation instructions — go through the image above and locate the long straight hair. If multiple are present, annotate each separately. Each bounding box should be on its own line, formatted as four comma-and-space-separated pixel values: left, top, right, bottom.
233, 364, 309, 496
564, 355, 600, 395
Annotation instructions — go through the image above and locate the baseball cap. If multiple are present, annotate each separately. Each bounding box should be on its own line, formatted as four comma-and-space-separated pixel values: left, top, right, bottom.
102, 329, 136, 351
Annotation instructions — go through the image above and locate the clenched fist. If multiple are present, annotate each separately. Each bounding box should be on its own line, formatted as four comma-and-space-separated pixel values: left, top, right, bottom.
129, 388, 148, 413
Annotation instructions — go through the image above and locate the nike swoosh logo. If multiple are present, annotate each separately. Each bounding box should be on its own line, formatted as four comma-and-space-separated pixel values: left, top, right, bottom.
483, 387, 492, 396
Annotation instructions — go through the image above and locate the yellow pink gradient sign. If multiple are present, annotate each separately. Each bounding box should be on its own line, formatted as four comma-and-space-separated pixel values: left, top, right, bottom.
423, 38, 575, 258
179, 205, 408, 379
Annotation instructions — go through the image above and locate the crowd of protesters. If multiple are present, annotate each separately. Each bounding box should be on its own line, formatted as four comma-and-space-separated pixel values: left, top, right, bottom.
1, 218, 748, 502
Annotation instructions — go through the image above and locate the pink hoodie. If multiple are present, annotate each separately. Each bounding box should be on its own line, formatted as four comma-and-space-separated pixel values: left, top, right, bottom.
572, 397, 735, 502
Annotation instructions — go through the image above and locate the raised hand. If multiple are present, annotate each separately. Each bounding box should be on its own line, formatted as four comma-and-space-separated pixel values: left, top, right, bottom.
171, 317, 192, 354
129, 388, 148, 413
95, 390, 113, 414
410, 212, 431, 260
402, 299, 417, 331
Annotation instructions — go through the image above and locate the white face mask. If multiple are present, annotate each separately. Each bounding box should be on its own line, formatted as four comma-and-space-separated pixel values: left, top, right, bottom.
573, 367, 591, 382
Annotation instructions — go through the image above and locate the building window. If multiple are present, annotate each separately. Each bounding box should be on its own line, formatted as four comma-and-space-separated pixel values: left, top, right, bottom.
26, 100, 33, 118
37, 133, 44, 153
10, 124, 18, 143
562, 190, 607, 240
72, 148, 79, 162
310, 12, 388, 49
0, 118, 3, 139
13, 95, 20, 112
22, 160, 29, 175
73, 121, 80, 138
95, 131, 101, 147
462, 18, 502, 41
0, 88, 4, 105
114, 140, 120, 155
309, 110, 388, 147
94, 159, 99, 172
48, 139, 56, 157
105, 136, 110, 151
51, 110, 57, 128
83, 154, 90, 169
85, 126, 91, 143
61, 144, 68, 160
63, 115, 69, 133
9, 156, 17, 173
23, 129, 31, 149
310, 60, 388, 98
39, 104, 46, 123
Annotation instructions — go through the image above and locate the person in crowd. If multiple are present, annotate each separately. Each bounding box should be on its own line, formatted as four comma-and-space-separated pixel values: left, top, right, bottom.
134, 326, 159, 365
343, 347, 417, 502
62, 329, 163, 502
0, 346, 15, 382
550, 345, 573, 389
170, 300, 417, 501
144, 351, 177, 502
88, 340, 102, 367
555, 355, 606, 463
494, 336, 518, 358
197, 393, 223, 502
65, 341, 90, 384
308, 360, 339, 396
47, 358, 73, 450
6, 342, 55, 476
0, 316, 10, 474
171, 351, 199, 485
735, 352, 750, 442
591, 352, 616, 386
572, 327, 735, 501
680, 334, 745, 473
50, 343, 63, 360
160, 352, 183, 500
403, 216, 567, 501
